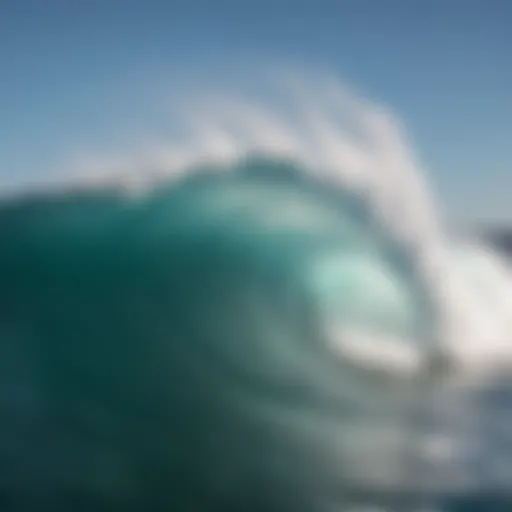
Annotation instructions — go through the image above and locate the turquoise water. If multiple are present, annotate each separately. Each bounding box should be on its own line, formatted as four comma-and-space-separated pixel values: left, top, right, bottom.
0, 157, 441, 510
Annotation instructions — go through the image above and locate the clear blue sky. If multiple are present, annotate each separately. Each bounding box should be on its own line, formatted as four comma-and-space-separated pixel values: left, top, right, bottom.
1, 1, 511, 224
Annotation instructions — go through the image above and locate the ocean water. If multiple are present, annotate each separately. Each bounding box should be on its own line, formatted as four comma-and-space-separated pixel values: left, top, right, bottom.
1, 73, 511, 511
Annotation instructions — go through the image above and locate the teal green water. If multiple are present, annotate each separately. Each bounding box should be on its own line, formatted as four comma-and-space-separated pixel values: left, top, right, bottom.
0, 158, 434, 510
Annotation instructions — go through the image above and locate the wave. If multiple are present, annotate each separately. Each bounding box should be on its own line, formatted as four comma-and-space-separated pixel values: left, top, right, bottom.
46, 70, 512, 377
1, 70, 512, 509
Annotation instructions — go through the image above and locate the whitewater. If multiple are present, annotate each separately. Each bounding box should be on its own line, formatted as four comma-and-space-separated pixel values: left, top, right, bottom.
1, 70, 512, 510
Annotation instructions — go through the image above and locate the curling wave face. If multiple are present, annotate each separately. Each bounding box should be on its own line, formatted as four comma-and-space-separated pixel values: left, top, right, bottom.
1, 73, 512, 510
0, 158, 437, 510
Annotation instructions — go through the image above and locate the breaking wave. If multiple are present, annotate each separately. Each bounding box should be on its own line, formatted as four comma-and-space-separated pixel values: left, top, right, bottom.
1, 70, 512, 510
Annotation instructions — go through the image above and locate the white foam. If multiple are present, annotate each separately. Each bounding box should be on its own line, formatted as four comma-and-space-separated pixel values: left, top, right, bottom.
327, 327, 423, 376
